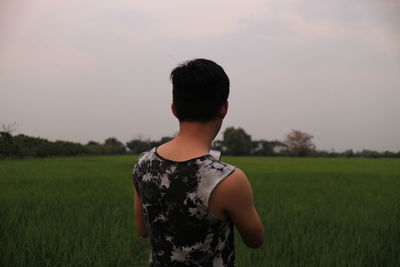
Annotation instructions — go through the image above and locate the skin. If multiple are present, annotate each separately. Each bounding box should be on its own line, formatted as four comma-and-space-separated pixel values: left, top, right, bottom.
134, 101, 265, 248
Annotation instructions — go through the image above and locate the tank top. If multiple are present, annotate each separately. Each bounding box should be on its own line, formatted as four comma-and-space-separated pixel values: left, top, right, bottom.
132, 147, 236, 267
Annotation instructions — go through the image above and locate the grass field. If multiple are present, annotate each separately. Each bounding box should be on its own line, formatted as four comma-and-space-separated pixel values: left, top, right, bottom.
1, 155, 399, 266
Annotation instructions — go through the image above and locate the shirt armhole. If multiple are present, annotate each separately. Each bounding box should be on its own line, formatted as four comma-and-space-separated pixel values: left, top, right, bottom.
205, 166, 236, 208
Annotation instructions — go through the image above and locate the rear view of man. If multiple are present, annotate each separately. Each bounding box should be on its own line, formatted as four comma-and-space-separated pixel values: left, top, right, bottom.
133, 58, 264, 266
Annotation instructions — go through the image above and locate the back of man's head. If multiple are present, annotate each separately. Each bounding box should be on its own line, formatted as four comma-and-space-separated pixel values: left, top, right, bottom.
170, 58, 230, 122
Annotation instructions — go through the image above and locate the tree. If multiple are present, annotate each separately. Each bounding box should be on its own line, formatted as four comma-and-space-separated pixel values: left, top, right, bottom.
0, 132, 17, 157
251, 140, 287, 156
1, 122, 18, 135
223, 127, 253, 156
283, 129, 315, 156
211, 140, 224, 152
126, 139, 153, 154
356, 149, 380, 158
86, 141, 99, 146
343, 149, 354, 158
103, 137, 126, 154
126, 136, 174, 155
0, 123, 18, 157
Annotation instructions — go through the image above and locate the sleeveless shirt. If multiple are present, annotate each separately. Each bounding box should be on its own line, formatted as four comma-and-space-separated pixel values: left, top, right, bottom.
132, 147, 236, 267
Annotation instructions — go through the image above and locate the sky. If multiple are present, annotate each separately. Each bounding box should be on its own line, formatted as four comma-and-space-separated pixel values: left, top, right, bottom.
1, 0, 399, 152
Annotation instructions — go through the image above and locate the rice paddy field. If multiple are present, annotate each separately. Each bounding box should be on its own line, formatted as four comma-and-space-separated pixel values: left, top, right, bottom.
1, 155, 399, 267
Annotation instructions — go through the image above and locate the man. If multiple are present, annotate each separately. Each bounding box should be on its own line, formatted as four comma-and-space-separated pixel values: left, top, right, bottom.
133, 58, 264, 266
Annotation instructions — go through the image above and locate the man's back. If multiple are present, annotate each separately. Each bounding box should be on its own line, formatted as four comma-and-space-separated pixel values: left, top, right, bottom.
133, 148, 236, 266
132, 58, 264, 267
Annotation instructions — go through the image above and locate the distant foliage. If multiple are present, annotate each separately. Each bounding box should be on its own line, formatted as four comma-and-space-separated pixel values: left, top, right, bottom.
104, 138, 126, 154
126, 139, 154, 155
251, 140, 288, 156
222, 127, 253, 156
284, 129, 316, 157
126, 136, 173, 155
85, 138, 127, 155
0, 132, 129, 158
216, 128, 288, 157
0, 132, 88, 158
1, 127, 399, 159
0, 132, 17, 157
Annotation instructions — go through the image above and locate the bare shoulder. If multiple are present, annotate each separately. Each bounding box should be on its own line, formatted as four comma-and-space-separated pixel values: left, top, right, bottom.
228, 168, 250, 184
217, 168, 252, 195
210, 168, 253, 213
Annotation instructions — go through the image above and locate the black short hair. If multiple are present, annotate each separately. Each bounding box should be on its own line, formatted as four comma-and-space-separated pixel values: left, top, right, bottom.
170, 58, 230, 122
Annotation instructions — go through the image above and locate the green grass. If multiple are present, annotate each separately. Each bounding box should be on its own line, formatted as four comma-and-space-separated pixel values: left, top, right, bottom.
1, 156, 399, 266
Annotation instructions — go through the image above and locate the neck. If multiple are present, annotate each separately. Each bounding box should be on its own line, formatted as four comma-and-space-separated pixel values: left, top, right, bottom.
174, 119, 221, 151
156, 118, 222, 161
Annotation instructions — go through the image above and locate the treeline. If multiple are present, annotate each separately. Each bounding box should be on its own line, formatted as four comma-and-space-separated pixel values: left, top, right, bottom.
216, 127, 400, 158
311, 149, 400, 158
0, 131, 173, 158
0, 132, 124, 158
0, 132, 87, 158
1, 128, 399, 159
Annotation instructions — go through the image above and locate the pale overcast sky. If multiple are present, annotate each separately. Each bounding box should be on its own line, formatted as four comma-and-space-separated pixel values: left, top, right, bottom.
1, 0, 399, 152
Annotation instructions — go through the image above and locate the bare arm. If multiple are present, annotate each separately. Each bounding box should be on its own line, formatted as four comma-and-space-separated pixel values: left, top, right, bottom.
133, 189, 148, 237
212, 168, 264, 248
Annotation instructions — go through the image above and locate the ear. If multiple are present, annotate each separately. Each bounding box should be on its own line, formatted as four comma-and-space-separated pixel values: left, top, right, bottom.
218, 101, 228, 119
171, 103, 178, 118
